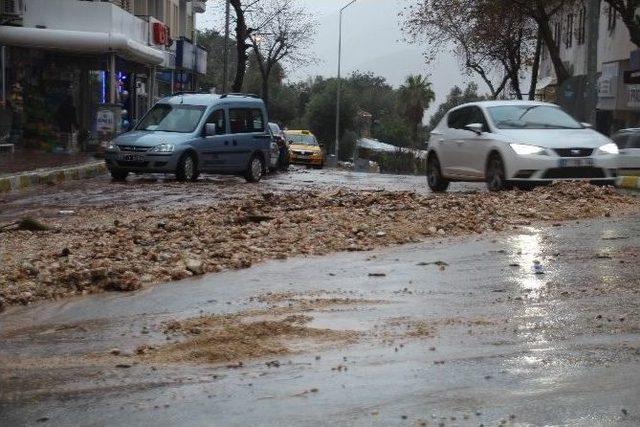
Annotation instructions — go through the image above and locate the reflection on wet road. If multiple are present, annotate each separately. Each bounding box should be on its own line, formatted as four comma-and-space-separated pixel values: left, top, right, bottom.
1, 215, 639, 426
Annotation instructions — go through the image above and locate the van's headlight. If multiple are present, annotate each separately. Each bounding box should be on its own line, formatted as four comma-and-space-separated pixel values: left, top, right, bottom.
105, 141, 119, 151
510, 143, 546, 155
150, 143, 175, 153
597, 143, 619, 155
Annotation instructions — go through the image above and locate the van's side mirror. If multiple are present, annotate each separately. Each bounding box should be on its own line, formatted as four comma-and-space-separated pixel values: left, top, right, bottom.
205, 123, 216, 137
464, 123, 484, 135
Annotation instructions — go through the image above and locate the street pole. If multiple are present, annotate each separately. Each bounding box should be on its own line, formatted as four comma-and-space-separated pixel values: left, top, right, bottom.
335, 0, 358, 163
585, 0, 600, 125
222, 0, 231, 94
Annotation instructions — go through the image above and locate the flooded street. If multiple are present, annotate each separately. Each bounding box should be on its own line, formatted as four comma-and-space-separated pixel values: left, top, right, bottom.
1, 169, 639, 427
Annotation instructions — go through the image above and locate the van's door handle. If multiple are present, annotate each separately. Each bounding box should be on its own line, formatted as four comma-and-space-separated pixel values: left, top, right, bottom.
224, 141, 229, 146
233, 140, 238, 146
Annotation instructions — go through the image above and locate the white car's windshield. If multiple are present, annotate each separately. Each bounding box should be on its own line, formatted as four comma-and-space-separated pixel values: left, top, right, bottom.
286, 133, 318, 146
488, 105, 583, 130
137, 104, 206, 133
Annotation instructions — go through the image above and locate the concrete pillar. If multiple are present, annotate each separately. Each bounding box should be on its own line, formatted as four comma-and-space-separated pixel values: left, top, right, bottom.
585, 0, 601, 125
149, 66, 156, 110
109, 53, 117, 104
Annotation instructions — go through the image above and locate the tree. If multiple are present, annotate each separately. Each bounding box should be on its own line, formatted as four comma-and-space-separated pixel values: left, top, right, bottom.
605, 0, 640, 47
402, 0, 534, 99
398, 75, 435, 145
428, 83, 485, 131
228, 0, 254, 92
197, 29, 236, 92
249, 0, 316, 111
511, 0, 572, 86
304, 79, 357, 158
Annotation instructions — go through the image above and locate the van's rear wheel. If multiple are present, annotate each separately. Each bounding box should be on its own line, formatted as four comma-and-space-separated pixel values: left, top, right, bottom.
245, 154, 265, 183
176, 152, 199, 182
427, 155, 449, 192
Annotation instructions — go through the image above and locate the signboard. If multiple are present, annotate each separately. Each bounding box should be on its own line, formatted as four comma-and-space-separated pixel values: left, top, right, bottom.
627, 84, 640, 108
598, 62, 619, 98
96, 109, 115, 133
624, 70, 640, 85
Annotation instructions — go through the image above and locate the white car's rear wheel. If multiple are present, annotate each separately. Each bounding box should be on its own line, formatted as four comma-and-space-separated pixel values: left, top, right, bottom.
427, 155, 450, 192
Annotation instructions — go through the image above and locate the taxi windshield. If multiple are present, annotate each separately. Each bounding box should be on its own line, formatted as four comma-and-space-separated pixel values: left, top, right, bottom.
286, 133, 318, 146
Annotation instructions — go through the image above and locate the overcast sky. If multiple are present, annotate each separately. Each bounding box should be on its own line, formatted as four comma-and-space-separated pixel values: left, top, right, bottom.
199, 0, 484, 119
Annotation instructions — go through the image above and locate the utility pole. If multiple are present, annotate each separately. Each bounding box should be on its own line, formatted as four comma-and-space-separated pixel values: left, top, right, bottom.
585, 0, 600, 125
335, 0, 358, 164
222, 0, 231, 93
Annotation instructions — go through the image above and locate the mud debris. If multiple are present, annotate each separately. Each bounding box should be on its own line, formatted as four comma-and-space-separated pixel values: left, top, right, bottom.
146, 311, 359, 365
1, 182, 638, 309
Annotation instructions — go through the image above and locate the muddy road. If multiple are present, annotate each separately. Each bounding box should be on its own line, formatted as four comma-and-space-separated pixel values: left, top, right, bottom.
2, 212, 640, 426
0, 167, 464, 222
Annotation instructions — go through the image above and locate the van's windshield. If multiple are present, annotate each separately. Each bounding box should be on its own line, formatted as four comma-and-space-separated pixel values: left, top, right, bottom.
137, 104, 206, 133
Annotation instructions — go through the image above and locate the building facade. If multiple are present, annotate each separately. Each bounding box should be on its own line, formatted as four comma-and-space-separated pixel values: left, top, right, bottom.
0, 0, 208, 153
537, 1, 639, 135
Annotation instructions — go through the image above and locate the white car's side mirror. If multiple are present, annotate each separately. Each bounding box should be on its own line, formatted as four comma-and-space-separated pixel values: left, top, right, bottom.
581, 122, 593, 129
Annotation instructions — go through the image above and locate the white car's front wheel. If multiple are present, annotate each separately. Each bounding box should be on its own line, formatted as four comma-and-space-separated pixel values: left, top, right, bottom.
486, 154, 512, 192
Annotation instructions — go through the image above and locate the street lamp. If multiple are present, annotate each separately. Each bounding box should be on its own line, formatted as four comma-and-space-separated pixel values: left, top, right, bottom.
335, 0, 358, 163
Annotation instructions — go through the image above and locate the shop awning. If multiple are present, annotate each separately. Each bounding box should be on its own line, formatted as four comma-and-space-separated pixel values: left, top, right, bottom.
0, 26, 165, 66
535, 76, 557, 93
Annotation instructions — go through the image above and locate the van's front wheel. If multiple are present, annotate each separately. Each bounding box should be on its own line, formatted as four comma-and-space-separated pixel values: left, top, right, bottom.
176, 152, 199, 182
245, 154, 265, 183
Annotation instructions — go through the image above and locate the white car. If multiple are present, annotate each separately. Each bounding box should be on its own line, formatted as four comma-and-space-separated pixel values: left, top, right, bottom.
427, 101, 619, 192
611, 128, 640, 175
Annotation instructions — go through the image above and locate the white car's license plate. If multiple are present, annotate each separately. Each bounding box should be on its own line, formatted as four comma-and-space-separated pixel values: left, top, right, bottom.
559, 158, 593, 168
118, 154, 144, 162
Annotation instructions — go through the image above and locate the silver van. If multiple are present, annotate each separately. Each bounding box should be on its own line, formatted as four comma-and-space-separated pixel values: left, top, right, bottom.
105, 93, 272, 182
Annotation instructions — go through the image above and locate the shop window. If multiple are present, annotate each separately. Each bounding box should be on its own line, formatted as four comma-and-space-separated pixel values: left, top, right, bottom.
607, 5, 617, 32
577, 6, 586, 45
554, 21, 562, 49
565, 13, 574, 48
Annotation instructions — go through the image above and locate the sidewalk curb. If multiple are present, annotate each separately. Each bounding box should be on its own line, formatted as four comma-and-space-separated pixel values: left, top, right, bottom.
616, 176, 640, 190
0, 161, 107, 194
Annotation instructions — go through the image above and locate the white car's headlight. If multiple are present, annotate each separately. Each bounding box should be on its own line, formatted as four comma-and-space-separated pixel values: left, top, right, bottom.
105, 141, 119, 151
150, 143, 175, 153
597, 143, 619, 155
510, 143, 546, 155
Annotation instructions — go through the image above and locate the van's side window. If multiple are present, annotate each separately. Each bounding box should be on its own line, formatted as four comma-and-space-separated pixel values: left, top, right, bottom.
206, 109, 227, 135
229, 108, 265, 134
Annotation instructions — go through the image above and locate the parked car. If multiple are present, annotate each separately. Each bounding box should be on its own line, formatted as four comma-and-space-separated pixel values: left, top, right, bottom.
285, 130, 325, 169
104, 93, 272, 183
427, 101, 619, 192
611, 128, 640, 175
269, 122, 290, 171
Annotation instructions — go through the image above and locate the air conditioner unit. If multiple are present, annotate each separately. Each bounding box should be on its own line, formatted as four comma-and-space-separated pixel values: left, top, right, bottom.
2, 0, 24, 16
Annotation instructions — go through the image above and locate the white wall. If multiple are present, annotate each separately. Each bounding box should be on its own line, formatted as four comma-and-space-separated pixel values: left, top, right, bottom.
24, 0, 148, 45
539, 4, 636, 79
597, 3, 635, 71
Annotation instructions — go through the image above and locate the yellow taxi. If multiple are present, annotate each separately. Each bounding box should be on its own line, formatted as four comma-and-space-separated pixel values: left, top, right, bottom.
284, 130, 326, 169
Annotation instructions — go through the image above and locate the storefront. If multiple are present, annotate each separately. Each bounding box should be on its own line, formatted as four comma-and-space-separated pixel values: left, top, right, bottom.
597, 56, 640, 135
0, 46, 163, 153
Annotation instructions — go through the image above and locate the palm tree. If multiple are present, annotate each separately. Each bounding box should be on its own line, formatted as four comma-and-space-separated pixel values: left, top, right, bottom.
399, 75, 435, 146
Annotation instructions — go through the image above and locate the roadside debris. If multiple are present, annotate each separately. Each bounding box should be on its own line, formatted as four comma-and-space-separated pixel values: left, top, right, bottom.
1, 182, 638, 309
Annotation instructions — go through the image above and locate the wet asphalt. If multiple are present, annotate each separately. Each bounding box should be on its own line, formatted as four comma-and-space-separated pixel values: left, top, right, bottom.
0, 167, 480, 222
1, 210, 639, 426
